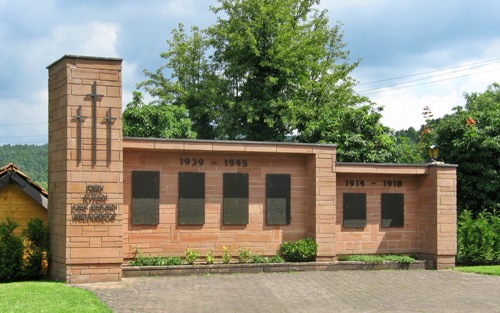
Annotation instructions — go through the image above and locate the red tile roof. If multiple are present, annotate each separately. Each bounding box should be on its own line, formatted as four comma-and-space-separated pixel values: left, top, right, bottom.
0, 163, 48, 209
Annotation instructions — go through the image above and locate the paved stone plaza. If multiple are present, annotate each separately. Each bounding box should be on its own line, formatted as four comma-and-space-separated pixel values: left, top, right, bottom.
81, 270, 500, 312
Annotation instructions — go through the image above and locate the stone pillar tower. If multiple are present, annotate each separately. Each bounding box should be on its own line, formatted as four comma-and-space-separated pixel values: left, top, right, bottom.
47, 55, 123, 283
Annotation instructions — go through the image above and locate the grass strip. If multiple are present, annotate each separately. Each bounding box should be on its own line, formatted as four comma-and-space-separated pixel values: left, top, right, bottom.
455, 265, 500, 276
0, 281, 111, 313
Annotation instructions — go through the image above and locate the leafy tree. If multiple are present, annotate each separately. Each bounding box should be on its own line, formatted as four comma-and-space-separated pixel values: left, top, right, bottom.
123, 91, 196, 139
435, 83, 500, 214
136, 24, 218, 139
395, 127, 420, 145
207, 0, 362, 142
130, 0, 404, 163
299, 103, 404, 163
394, 126, 426, 164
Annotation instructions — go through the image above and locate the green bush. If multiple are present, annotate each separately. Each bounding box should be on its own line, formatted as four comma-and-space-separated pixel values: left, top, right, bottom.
166, 256, 183, 266
222, 247, 232, 264
457, 210, 500, 265
251, 254, 268, 263
185, 249, 199, 265
337, 254, 415, 264
129, 254, 183, 266
238, 248, 252, 263
270, 253, 285, 263
22, 218, 49, 279
0, 218, 24, 282
205, 250, 215, 264
280, 237, 318, 262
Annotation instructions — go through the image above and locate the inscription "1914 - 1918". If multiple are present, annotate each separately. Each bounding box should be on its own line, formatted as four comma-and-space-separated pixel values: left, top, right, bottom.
345, 179, 403, 187
71, 185, 118, 223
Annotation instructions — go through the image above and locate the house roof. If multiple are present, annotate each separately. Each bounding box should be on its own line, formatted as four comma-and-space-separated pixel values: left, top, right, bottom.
0, 163, 48, 210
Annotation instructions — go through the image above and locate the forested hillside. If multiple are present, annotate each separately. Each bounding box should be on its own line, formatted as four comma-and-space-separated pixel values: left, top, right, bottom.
0, 144, 48, 189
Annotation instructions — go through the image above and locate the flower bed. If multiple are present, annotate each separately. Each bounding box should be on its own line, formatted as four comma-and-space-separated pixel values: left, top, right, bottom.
122, 260, 432, 278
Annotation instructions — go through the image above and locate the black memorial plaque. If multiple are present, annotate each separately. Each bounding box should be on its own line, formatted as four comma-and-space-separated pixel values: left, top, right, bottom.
266, 174, 291, 225
381, 193, 404, 228
178, 172, 205, 225
132, 171, 160, 225
223, 173, 249, 225
343, 193, 366, 228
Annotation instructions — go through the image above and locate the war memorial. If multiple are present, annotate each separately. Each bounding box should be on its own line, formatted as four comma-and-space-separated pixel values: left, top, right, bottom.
47, 55, 457, 283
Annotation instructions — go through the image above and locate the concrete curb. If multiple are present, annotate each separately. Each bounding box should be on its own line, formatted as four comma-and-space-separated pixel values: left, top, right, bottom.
122, 260, 433, 277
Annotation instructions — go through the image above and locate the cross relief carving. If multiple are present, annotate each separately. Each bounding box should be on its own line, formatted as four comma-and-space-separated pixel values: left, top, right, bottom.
72, 81, 117, 166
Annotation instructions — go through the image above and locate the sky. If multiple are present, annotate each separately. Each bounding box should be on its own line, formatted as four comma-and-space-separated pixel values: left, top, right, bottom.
1, 0, 499, 145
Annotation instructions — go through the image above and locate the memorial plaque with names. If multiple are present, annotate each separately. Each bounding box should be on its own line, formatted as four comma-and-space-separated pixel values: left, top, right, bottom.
343, 193, 366, 228
266, 174, 291, 225
223, 173, 249, 225
178, 172, 205, 225
381, 193, 404, 228
132, 171, 160, 225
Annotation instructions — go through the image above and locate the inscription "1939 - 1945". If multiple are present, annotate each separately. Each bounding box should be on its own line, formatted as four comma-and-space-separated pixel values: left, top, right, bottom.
180, 158, 248, 167
71, 185, 118, 223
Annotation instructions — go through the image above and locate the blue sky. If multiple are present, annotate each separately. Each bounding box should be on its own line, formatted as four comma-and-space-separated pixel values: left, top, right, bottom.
1, 0, 499, 145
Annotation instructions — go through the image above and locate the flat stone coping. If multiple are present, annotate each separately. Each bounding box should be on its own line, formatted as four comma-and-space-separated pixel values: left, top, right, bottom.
123, 260, 433, 278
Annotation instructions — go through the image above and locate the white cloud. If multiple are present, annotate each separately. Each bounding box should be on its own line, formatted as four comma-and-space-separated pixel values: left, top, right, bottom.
165, 0, 198, 17
40, 22, 119, 58
122, 61, 138, 108
0, 91, 48, 145
368, 58, 500, 131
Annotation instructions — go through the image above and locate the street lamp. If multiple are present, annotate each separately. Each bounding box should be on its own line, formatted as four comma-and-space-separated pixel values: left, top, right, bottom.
427, 145, 440, 162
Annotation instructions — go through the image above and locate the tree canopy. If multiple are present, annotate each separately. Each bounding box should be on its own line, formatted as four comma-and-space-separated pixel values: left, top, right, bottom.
0, 144, 48, 189
123, 0, 408, 163
435, 83, 500, 214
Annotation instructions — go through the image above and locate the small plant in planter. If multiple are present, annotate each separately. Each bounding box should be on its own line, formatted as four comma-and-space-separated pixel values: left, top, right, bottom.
280, 237, 318, 262
337, 254, 416, 264
270, 253, 285, 263
165, 256, 183, 266
206, 250, 215, 264
238, 248, 252, 263
185, 249, 199, 265
222, 247, 232, 264
252, 254, 269, 263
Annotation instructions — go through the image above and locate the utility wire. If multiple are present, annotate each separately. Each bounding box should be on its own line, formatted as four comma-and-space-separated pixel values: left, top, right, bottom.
358, 58, 500, 86
358, 64, 500, 94
359, 67, 500, 96
0, 122, 47, 126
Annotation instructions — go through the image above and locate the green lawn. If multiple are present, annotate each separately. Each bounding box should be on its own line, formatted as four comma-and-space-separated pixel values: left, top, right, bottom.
455, 265, 500, 276
0, 281, 111, 313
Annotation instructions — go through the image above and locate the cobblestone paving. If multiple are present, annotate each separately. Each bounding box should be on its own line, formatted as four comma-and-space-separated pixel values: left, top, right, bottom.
80, 270, 500, 313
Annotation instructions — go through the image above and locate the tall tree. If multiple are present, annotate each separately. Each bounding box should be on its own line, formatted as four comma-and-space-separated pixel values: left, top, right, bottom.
132, 24, 217, 139
123, 91, 196, 139
436, 83, 500, 214
207, 0, 362, 141
130, 0, 404, 162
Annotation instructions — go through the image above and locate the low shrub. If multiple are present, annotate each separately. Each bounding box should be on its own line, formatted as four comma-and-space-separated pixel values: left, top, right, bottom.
205, 250, 215, 264
185, 249, 199, 265
0, 217, 50, 282
280, 237, 318, 262
338, 254, 415, 264
129, 254, 183, 266
222, 247, 232, 264
238, 248, 252, 263
166, 256, 183, 266
22, 218, 49, 278
0, 218, 24, 282
270, 253, 285, 263
457, 210, 500, 265
251, 255, 268, 263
